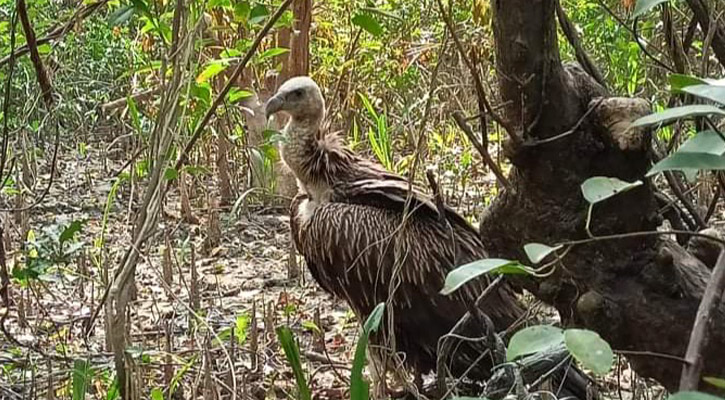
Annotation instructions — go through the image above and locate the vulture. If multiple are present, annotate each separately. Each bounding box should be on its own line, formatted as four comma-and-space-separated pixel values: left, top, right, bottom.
265, 76, 588, 397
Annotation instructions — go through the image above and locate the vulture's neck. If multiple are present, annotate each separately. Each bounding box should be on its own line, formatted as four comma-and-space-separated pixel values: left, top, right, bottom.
281, 114, 333, 201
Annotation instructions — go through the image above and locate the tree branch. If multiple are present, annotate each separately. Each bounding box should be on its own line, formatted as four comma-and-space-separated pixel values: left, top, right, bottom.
0, 0, 110, 68
679, 248, 725, 390
684, 0, 725, 68
174, 0, 293, 171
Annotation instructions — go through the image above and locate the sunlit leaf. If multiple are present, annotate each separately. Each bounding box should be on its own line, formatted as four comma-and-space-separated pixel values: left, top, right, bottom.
196, 62, 228, 83
150, 388, 164, 400
507, 325, 564, 361
441, 259, 529, 296
227, 88, 254, 104
208, 0, 231, 9
259, 47, 289, 60
703, 377, 725, 389
580, 177, 642, 204
564, 329, 614, 375
524, 243, 563, 264
235, 314, 249, 345
630, 105, 725, 128
352, 13, 383, 36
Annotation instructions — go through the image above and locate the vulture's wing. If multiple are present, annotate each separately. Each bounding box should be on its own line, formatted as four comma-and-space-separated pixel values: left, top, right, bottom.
290, 178, 523, 374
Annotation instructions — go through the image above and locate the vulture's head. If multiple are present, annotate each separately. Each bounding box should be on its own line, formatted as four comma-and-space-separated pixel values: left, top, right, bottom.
265, 76, 325, 124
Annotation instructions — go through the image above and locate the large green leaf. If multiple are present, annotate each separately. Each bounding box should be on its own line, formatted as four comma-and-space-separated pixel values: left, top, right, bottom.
669, 392, 725, 400
647, 152, 725, 176
507, 325, 564, 361
630, 105, 725, 128
352, 14, 383, 36
670, 74, 710, 92
580, 177, 642, 204
276, 327, 312, 400
441, 259, 528, 296
682, 84, 725, 105
524, 243, 563, 264
564, 329, 613, 375
632, 0, 671, 17
71, 359, 93, 400
350, 303, 385, 400
108, 4, 135, 26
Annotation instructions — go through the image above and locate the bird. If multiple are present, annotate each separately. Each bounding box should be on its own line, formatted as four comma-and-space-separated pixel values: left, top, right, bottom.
265, 76, 588, 398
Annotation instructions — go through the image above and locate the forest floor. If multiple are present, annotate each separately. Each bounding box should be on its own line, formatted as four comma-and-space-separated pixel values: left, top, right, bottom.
0, 136, 659, 400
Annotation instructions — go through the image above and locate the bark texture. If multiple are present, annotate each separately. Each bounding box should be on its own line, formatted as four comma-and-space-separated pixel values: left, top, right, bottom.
481, 0, 725, 391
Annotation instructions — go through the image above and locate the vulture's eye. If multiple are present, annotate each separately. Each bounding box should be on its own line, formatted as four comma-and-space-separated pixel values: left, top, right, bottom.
289, 89, 303, 99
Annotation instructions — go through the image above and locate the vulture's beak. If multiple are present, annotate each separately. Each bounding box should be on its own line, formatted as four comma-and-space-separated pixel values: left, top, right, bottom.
265, 95, 284, 120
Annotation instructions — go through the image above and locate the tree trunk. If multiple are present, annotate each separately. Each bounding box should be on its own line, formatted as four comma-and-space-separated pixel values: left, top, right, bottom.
482, 0, 725, 392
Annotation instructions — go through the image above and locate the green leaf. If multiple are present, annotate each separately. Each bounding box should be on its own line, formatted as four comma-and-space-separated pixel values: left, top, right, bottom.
352, 14, 383, 36
507, 325, 564, 361
679, 131, 725, 155
441, 259, 529, 296
227, 88, 254, 104
235, 313, 249, 345
630, 105, 725, 128
259, 47, 289, 60
108, 4, 136, 26
164, 167, 178, 181
670, 74, 709, 92
524, 243, 562, 264
669, 392, 725, 400
37, 44, 52, 55
150, 388, 164, 400
564, 329, 613, 375
302, 320, 321, 333
106, 377, 120, 400
234, 2, 251, 22
703, 377, 725, 389
351, 303, 385, 400
208, 0, 231, 9
276, 327, 311, 400
647, 131, 725, 176
632, 0, 670, 17
196, 62, 228, 83
580, 177, 643, 204
682, 84, 725, 105
71, 359, 93, 400
249, 4, 269, 24
60, 221, 83, 246
127, 96, 141, 133
647, 153, 725, 176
